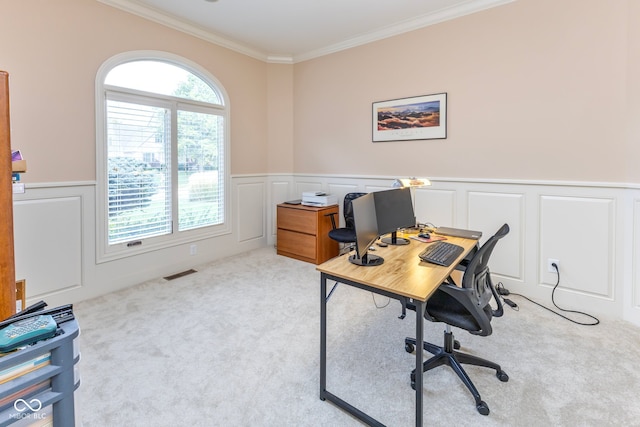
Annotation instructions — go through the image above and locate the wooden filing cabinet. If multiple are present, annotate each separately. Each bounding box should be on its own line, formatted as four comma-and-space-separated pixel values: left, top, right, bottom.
276, 203, 339, 264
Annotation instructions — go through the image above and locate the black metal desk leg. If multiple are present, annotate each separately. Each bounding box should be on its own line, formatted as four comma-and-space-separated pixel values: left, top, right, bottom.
414, 300, 425, 427
320, 273, 327, 400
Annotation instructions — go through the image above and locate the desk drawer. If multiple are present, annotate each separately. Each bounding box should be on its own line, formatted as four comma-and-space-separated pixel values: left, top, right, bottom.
277, 229, 316, 260
277, 206, 318, 235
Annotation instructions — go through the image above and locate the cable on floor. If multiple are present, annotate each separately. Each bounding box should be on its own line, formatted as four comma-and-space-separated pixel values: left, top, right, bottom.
371, 293, 391, 309
496, 263, 599, 326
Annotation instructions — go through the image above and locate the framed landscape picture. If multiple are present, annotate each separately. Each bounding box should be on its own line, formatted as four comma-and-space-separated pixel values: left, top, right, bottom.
372, 93, 447, 142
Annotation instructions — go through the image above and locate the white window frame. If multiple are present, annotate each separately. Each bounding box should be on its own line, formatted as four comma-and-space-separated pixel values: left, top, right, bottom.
95, 51, 231, 263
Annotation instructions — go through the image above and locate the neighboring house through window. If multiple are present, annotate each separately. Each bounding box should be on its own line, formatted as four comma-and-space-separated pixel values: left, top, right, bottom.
96, 51, 230, 261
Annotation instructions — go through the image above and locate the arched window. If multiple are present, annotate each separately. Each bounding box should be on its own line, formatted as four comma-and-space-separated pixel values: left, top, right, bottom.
96, 52, 229, 261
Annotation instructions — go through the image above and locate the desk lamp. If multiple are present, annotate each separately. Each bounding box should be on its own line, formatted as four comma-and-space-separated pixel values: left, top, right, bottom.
392, 177, 431, 189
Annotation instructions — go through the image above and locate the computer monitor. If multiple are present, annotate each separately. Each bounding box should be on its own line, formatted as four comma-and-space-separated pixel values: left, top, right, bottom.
349, 192, 384, 266
374, 187, 416, 245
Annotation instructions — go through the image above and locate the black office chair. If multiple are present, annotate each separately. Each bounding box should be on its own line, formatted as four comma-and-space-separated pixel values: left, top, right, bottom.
404, 223, 510, 416
326, 192, 367, 253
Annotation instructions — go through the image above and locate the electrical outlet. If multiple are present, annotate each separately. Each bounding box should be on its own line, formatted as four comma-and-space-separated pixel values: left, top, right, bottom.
547, 258, 559, 273
190, 244, 197, 256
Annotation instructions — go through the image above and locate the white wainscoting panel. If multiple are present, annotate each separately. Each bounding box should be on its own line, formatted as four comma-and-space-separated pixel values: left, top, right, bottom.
269, 178, 292, 243
235, 181, 265, 242
415, 188, 455, 229
539, 195, 614, 299
364, 184, 390, 193
326, 183, 359, 197
468, 192, 524, 281
295, 180, 323, 196
14, 194, 84, 300
633, 198, 640, 311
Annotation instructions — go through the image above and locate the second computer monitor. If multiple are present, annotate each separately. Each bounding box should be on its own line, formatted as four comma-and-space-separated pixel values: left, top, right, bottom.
349, 192, 384, 266
374, 187, 416, 245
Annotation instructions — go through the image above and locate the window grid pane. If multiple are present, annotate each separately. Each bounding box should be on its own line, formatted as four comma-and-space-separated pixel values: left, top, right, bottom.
105, 61, 221, 104
177, 110, 224, 231
107, 99, 172, 244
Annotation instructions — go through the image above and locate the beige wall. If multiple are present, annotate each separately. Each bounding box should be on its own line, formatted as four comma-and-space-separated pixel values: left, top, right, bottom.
267, 64, 294, 173
1, 0, 637, 184
293, 0, 637, 183
0, 0, 268, 182
627, 0, 640, 183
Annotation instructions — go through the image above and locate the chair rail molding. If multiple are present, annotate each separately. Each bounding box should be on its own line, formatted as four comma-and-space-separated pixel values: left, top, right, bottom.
12, 174, 640, 327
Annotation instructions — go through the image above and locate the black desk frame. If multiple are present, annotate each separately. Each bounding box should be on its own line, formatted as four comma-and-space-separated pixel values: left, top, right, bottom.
320, 272, 426, 427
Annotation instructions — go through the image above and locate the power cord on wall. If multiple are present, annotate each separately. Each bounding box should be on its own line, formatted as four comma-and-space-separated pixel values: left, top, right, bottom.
496, 262, 600, 326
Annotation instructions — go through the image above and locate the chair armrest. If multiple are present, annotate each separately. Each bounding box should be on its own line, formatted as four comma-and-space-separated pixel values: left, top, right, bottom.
325, 212, 338, 230
453, 243, 478, 272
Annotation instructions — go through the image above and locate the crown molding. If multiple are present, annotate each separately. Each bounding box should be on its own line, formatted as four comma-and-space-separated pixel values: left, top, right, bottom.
97, 0, 269, 62
97, 0, 515, 64
293, 0, 516, 63
265, 56, 295, 65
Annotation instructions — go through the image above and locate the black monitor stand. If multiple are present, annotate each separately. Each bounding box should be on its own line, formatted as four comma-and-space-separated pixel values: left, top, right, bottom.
349, 253, 384, 266
381, 231, 410, 245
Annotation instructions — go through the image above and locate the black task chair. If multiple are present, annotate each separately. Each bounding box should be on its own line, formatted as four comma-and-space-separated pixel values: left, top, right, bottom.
326, 192, 367, 253
405, 223, 510, 416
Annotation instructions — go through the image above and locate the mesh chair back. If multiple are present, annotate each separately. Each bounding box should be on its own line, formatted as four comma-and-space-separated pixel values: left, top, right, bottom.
343, 192, 367, 229
461, 223, 510, 312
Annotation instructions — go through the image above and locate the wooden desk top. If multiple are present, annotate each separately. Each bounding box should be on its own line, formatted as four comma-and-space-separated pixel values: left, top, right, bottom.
316, 236, 477, 301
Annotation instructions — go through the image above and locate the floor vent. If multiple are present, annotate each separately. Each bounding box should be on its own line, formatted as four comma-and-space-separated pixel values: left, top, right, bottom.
163, 269, 197, 281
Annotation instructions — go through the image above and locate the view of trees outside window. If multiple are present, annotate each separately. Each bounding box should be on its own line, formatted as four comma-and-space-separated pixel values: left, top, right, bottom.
105, 61, 225, 245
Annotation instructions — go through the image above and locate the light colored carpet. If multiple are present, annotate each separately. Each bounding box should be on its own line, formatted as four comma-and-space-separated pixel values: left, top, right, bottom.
75, 247, 640, 426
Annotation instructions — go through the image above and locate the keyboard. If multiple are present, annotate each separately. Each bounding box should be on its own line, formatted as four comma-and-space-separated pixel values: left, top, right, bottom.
419, 241, 464, 266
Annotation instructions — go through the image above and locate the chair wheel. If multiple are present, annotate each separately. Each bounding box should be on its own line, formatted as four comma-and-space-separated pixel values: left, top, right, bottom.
405, 342, 415, 353
477, 401, 490, 415
454, 339, 461, 350
410, 372, 416, 390
496, 370, 509, 382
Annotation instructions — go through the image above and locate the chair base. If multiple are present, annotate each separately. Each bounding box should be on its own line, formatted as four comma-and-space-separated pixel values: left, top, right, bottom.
405, 330, 508, 416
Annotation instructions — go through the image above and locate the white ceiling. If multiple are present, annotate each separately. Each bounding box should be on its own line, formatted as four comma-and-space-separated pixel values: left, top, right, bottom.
99, 0, 514, 63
